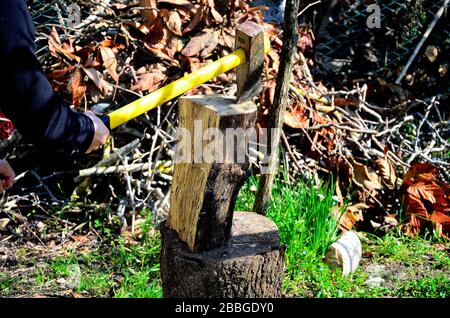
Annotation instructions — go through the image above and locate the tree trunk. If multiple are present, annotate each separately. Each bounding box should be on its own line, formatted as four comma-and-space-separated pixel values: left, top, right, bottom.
254, 0, 301, 215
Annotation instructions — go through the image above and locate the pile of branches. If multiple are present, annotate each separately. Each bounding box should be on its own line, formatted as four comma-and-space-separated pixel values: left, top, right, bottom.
0, 0, 448, 241
0, 0, 271, 239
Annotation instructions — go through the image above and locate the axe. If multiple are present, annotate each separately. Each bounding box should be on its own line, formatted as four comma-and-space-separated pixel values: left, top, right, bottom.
100, 21, 269, 130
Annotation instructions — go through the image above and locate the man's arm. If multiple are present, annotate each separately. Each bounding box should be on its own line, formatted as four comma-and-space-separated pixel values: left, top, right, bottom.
0, 0, 106, 154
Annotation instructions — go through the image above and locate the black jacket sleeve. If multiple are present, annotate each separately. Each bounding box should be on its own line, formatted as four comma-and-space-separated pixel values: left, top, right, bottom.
0, 0, 94, 154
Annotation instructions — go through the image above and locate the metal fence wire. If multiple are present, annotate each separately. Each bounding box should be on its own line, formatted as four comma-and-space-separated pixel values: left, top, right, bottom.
313, 0, 450, 74
28, 0, 450, 75
253, 0, 449, 76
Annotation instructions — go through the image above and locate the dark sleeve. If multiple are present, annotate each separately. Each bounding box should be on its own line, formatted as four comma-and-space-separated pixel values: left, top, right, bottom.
0, 0, 94, 154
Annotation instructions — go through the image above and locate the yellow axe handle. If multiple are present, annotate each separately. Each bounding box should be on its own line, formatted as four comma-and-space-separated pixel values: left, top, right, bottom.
102, 37, 270, 130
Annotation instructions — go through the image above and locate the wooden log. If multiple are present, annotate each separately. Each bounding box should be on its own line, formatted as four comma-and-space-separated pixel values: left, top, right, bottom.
160, 212, 285, 298
324, 230, 362, 276
167, 95, 257, 252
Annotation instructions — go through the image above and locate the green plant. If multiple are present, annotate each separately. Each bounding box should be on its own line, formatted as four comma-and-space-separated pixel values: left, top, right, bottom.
237, 169, 344, 295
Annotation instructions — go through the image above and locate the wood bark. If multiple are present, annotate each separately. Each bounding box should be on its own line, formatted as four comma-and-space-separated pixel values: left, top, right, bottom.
161, 212, 285, 298
254, 0, 301, 215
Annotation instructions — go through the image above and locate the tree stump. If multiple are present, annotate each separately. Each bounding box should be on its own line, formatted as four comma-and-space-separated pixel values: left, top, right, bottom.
160, 212, 285, 298
160, 22, 285, 297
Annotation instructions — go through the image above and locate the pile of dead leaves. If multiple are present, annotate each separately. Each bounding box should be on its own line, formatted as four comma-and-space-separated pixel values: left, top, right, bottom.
45, 0, 274, 109
47, 26, 127, 107
338, 159, 450, 239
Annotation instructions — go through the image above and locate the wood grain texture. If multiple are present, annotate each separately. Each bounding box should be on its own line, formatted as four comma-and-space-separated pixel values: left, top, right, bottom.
167, 96, 257, 251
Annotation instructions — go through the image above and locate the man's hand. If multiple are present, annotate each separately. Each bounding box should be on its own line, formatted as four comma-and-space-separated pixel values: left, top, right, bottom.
0, 159, 15, 193
84, 111, 110, 154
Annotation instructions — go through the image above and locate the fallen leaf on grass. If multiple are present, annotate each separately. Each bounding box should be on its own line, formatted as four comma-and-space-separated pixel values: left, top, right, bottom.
402, 163, 450, 239
336, 203, 368, 231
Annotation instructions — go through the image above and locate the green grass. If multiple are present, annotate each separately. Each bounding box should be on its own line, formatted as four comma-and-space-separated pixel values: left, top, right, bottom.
236, 172, 450, 298
2, 171, 449, 298
0, 273, 20, 294
81, 213, 163, 298
0, 211, 163, 298
236, 172, 346, 296
397, 275, 450, 298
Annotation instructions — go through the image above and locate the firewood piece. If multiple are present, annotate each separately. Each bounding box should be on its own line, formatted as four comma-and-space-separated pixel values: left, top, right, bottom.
167, 95, 257, 252
324, 230, 362, 276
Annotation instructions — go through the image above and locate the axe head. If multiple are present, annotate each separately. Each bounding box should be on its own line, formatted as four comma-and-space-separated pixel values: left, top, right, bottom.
235, 21, 265, 103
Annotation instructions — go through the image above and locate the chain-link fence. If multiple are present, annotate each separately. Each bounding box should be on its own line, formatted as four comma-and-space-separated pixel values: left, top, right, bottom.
314, 0, 450, 75
27, 0, 109, 59
29, 0, 450, 80
253, 0, 449, 79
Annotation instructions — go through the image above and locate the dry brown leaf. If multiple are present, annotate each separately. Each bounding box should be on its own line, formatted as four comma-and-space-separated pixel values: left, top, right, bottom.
182, 29, 218, 57
131, 69, 166, 92
375, 156, 397, 190
219, 29, 234, 49
68, 68, 87, 107
84, 58, 101, 69
145, 41, 180, 65
402, 163, 450, 239
99, 46, 119, 82
82, 67, 110, 95
48, 65, 75, 80
186, 57, 205, 72
284, 103, 310, 129
200, 30, 219, 58
158, 0, 194, 9
268, 50, 280, 73
0, 218, 10, 230
111, 3, 128, 10
150, 21, 166, 45
334, 203, 367, 231
140, 0, 158, 27
48, 27, 80, 63
165, 10, 183, 36
210, 6, 224, 23
183, 6, 204, 34
351, 159, 383, 192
